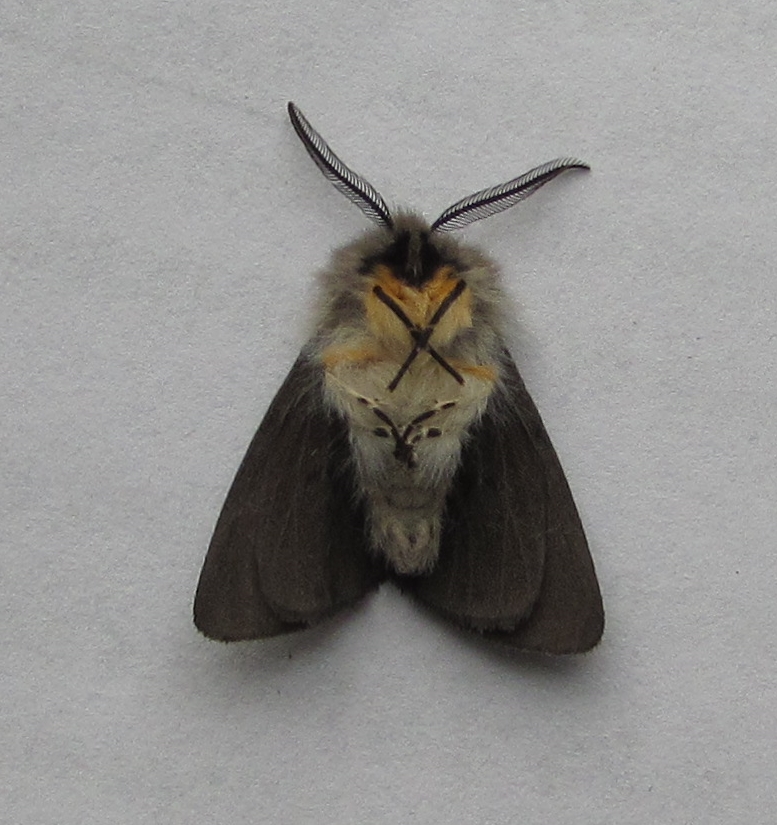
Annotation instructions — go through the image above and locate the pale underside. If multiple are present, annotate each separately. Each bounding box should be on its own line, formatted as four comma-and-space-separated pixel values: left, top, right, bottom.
324, 338, 495, 574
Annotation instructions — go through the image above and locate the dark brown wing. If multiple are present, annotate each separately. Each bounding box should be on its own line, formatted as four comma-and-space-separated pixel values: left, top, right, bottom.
404, 350, 603, 653
193, 352, 385, 641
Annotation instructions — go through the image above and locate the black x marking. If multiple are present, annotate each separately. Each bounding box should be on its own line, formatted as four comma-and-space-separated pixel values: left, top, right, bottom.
372, 280, 467, 392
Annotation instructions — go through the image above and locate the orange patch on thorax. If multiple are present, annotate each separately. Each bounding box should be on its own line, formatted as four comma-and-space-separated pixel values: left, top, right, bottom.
365, 264, 472, 348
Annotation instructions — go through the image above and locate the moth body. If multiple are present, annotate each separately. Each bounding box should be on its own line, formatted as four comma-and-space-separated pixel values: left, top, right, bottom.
316, 215, 502, 573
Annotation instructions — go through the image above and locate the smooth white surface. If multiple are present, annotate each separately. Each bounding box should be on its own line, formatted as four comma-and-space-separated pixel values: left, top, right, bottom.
3, 3, 776, 823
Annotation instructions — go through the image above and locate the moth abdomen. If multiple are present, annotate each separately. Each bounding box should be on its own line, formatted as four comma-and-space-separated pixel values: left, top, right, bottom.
364, 481, 447, 574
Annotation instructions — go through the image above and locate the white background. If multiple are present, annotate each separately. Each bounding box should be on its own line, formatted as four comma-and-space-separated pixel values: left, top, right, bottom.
3, 2, 776, 823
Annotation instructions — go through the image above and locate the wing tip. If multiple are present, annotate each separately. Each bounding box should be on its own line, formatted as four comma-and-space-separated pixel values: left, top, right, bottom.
488, 598, 605, 654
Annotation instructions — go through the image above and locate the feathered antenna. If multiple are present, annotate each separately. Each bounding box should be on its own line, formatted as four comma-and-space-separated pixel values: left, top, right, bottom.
288, 102, 394, 229
431, 158, 589, 233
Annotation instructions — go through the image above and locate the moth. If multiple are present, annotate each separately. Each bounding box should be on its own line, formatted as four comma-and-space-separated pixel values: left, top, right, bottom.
193, 102, 603, 653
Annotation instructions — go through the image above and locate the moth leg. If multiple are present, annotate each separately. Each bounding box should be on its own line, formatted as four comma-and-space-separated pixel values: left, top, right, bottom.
324, 371, 383, 410
321, 343, 383, 370
449, 361, 499, 384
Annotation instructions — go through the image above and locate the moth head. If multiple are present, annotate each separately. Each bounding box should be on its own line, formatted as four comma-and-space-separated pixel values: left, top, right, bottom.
287, 101, 589, 275
357, 214, 449, 288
